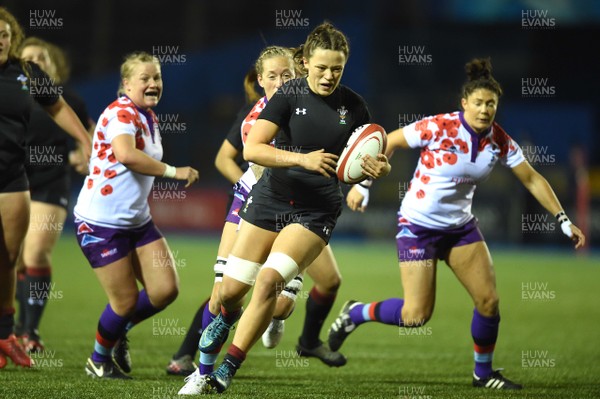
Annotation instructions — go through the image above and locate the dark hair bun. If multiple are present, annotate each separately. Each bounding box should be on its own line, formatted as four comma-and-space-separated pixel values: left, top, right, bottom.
465, 58, 493, 81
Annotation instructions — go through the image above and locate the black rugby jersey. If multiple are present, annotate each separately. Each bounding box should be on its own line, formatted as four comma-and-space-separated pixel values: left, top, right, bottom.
224, 103, 253, 172
25, 86, 92, 187
258, 78, 370, 203
0, 60, 59, 183
226, 103, 252, 152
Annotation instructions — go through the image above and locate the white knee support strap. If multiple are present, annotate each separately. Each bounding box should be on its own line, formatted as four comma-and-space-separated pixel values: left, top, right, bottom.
223, 255, 261, 286
262, 252, 300, 285
213, 256, 227, 282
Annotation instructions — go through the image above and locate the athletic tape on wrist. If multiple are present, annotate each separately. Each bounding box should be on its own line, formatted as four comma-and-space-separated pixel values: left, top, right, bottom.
162, 164, 177, 178
555, 211, 569, 223
355, 184, 370, 207
359, 178, 373, 188
560, 220, 573, 238
355, 184, 370, 197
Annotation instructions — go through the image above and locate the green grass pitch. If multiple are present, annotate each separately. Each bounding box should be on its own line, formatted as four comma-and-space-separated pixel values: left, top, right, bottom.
1, 235, 599, 398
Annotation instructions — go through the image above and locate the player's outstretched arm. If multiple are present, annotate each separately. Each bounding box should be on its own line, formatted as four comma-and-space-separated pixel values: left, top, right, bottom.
112, 134, 199, 187
512, 160, 585, 249
384, 127, 411, 159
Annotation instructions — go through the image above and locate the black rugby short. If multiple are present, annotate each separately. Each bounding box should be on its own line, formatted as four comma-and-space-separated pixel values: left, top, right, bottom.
0, 172, 29, 193
30, 174, 70, 209
240, 179, 341, 243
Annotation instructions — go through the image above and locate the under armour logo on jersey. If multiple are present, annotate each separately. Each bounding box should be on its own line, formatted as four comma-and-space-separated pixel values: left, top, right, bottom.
295, 108, 307, 115
322, 226, 330, 236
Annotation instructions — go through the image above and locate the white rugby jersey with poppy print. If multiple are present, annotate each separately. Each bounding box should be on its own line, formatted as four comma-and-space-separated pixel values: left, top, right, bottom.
241, 96, 268, 147
74, 96, 163, 228
400, 111, 525, 229
237, 96, 269, 192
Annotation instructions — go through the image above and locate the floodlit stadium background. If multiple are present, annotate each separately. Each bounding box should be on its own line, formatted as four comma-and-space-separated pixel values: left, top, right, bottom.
6, 0, 600, 249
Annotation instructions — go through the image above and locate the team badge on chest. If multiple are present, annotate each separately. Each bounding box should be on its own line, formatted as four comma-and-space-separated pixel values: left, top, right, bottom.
17, 74, 29, 91
337, 105, 347, 125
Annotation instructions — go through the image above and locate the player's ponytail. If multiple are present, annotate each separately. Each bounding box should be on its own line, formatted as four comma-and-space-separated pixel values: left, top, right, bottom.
243, 67, 261, 104
461, 57, 503, 99
291, 45, 307, 77
465, 58, 493, 81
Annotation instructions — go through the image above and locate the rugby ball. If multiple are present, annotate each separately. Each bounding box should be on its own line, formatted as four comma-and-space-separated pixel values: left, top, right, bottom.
336, 123, 387, 184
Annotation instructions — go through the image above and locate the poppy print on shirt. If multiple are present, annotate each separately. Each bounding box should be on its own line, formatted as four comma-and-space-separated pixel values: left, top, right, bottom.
74, 96, 164, 228
241, 97, 268, 145
400, 111, 525, 229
